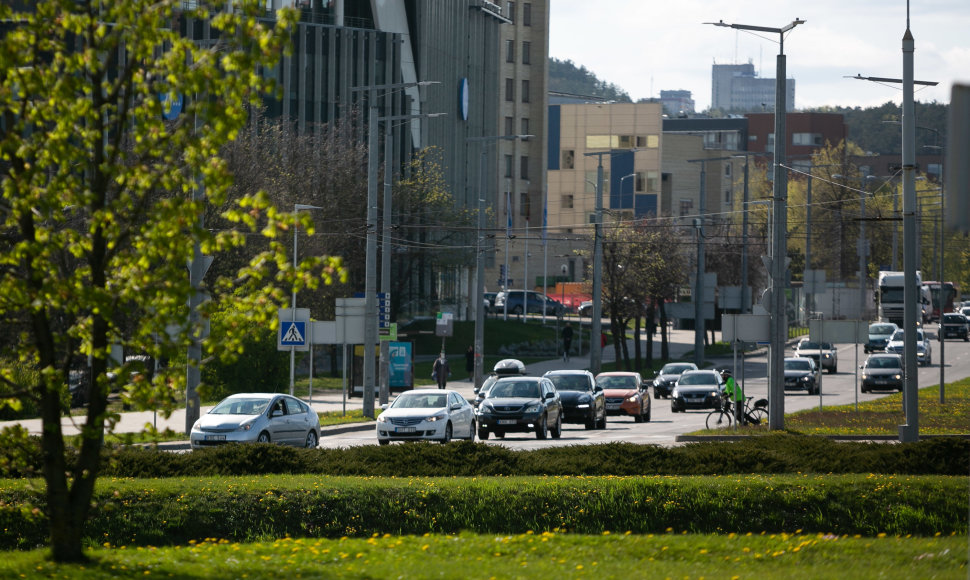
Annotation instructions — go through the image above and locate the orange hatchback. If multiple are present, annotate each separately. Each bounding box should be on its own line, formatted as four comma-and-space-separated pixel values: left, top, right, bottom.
594, 371, 651, 423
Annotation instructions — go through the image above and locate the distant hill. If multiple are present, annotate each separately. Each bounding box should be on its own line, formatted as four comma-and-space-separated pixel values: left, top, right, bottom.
548, 57, 632, 102
811, 102, 948, 155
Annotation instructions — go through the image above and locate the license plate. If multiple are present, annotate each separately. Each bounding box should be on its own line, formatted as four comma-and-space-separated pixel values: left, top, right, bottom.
395, 427, 416, 433
205, 435, 226, 441
606, 404, 621, 410
875, 379, 888, 384
497, 419, 517, 425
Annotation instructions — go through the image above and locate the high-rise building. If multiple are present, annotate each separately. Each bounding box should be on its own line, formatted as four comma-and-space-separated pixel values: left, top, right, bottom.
660, 90, 695, 117
711, 62, 794, 113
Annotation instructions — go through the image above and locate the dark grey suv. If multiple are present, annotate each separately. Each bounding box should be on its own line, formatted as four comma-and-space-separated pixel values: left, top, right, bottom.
476, 376, 563, 440
543, 369, 606, 430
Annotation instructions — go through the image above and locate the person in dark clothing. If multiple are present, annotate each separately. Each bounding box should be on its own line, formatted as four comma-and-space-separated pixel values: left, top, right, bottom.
432, 353, 450, 389
465, 345, 474, 381
562, 324, 573, 362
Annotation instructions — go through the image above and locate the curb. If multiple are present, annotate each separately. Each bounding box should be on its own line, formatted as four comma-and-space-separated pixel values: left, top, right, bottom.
138, 421, 376, 451
675, 433, 970, 443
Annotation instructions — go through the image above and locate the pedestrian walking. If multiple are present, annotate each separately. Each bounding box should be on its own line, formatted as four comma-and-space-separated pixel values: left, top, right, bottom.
561, 323, 573, 362
465, 345, 474, 381
432, 353, 450, 389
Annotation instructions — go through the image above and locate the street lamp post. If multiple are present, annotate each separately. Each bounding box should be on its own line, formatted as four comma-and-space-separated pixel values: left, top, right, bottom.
467, 135, 532, 390
583, 149, 636, 375
709, 17, 804, 430
290, 203, 323, 396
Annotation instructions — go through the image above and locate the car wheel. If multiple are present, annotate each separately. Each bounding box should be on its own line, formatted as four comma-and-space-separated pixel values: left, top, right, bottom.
550, 413, 562, 439
535, 414, 548, 440
644, 404, 651, 423
495, 430, 505, 439
257, 431, 271, 444
634, 410, 643, 423
478, 428, 490, 440
305, 430, 318, 449
440, 423, 453, 444
584, 414, 595, 430
653, 392, 660, 399
597, 412, 607, 430
467, 419, 477, 441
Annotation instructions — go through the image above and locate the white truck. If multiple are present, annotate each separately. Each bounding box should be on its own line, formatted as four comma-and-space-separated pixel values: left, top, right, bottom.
877, 270, 925, 325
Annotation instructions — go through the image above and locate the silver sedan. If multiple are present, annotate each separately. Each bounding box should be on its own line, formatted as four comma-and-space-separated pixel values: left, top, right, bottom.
190, 393, 321, 450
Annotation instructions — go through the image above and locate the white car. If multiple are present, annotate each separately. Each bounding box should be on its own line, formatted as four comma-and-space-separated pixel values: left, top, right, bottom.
376, 389, 476, 445
190, 393, 321, 450
886, 328, 932, 366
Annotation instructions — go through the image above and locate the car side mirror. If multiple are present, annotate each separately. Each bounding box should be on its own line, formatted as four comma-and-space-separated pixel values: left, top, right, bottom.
544, 392, 555, 399
380, 403, 389, 410
270, 409, 282, 418
593, 385, 603, 392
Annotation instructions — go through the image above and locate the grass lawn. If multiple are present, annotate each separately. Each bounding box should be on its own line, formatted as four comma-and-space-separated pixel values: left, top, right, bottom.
2, 532, 964, 579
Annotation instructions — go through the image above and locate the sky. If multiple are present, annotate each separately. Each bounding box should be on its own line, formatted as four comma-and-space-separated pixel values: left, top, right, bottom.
549, 0, 968, 112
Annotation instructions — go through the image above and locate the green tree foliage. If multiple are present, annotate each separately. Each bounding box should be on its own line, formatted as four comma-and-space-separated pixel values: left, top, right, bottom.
0, 0, 349, 563
549, 58, 632, 102
812, 101, 948, 155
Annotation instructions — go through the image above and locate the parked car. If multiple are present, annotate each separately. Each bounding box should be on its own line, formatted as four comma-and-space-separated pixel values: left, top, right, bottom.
651, 362, 698, 399
886, 328, 932, 366
865, 322, 899, 353
783, 357, 818, 395
940, 313, 969, 341
577, 300, 593, 317
476, 376, 563, 440
670, 369, 724, 412
190, 393, 321, 450
493, 290, 564, 316
860, 353, 905, 393
543, 369, 606, 429
595, 371, 651, 422
376, 388, 476, 445
484, 292, 498, 314
793, 340, 838, 373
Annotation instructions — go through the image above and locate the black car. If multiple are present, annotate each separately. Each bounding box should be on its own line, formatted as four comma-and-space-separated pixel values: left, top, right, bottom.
473, 359, 527, 408
670, 370, 723, 412
476, 376, 563, 440
861, 353, 904, 393
940, 313, 969, 341
651, 362, 699, 399
864, 322, 898, 353
543, 369, 606, 429
783, 357, 818, 395
494, 290, 564, 316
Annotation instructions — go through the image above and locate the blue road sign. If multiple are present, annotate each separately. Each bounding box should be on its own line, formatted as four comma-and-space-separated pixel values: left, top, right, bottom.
280, 321, 307, 347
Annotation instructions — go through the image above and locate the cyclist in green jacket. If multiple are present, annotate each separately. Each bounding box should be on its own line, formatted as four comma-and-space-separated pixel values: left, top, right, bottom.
721, 369, 744, 424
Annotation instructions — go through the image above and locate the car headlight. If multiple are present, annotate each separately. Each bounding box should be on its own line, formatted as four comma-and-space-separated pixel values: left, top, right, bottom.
524, 404, 541, 414
481, 402, 494, 412
239, 419, 256, 431
426, 412, 446, 422
671, 389, 679, 397
376, 414, 387, 423
862, 373, 870, 380
627, 395, 639, 403
800, 376, 812, 383
893, 373, 902, 380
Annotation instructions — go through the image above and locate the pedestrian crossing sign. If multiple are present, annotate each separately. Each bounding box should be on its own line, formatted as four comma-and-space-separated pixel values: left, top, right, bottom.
280, 321, 307, 347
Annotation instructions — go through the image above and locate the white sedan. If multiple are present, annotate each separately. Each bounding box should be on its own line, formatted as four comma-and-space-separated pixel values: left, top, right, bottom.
376, 389, 476, 445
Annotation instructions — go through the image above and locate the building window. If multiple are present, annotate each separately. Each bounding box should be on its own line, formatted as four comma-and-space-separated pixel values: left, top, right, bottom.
793, 132, 824, 146
505, 78, 514, 101
646, 134, 660, 148
635, 172, 645, 193
618, 135, 633, 148
646, 171, 659, 193
724, 164, 731, 176
679, 199, 693, 217
520, 155, 529, 180
523, 3, 531, 26
507, 1, 515, 23
504, 154, 513, 178
505, 116, 514, 135
520, 192, 530, 218
561, 194, 574, 209
725, 189, 733, 205
505, 39, 514, 63
520, 117, 529, 136
521, 79, 530, 103
636, 136, 646, 148
562, 149, 574, 169
767, 133, 775, 147
522, 41, 531, 65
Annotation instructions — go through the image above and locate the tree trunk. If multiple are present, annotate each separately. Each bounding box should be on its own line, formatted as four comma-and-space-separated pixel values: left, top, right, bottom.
659, 298, 669, 361
633, 314, 642, 372
645, 302, 655, 368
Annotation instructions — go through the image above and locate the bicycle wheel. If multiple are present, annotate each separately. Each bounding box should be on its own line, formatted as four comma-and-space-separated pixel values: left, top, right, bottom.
706, 409, 733, 429
746, 408, 768, 425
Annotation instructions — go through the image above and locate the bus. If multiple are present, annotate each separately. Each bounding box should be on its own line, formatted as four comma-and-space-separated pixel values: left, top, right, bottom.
922, 281, 958, 322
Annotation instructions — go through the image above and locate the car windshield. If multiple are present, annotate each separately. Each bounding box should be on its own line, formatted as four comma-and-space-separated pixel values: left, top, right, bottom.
547, 374, 591, 392
596, 375, 636, 389
785, 359, 813, 371
677, 373, 717, 386
870, 324, 896, 335
798, 341, 831, 350
892, 330, 924, 342
661, 364, 694, 375
944, 315, 964, 323
868, 357, 902, 369
489, 381, 541, 399
390, 392, 448, 409
210, 397, 270, 415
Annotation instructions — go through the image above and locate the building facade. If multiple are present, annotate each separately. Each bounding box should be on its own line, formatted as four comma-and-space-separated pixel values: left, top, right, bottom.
711, 62, 794, 114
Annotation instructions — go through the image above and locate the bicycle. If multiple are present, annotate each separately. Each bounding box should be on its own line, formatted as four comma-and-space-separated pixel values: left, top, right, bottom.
705, 397, 734, 429
705, 396, 769, 429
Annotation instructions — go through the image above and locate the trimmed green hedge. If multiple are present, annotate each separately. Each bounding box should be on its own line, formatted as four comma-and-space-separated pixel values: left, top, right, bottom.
0, 473, 964, 550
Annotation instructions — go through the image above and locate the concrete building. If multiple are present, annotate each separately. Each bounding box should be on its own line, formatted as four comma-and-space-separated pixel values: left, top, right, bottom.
745, 112, 847, 158
660, 90, 695, 117
711, 62, 794, 114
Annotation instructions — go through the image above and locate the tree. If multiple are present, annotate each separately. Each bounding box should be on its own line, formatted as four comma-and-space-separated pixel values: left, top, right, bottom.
0, 0, 348, 563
